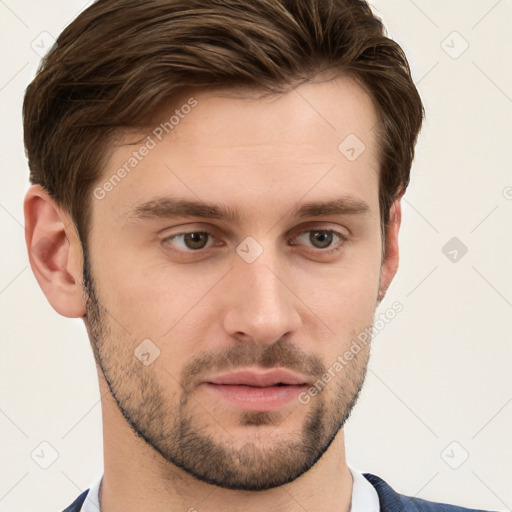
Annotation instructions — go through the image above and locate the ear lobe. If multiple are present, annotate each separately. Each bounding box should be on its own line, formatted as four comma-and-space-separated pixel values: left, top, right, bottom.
24, 185, 86, 318
377, 198, 402, 303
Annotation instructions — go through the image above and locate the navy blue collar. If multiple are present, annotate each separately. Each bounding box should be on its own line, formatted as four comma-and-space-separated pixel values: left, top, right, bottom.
61, 473, 495, 512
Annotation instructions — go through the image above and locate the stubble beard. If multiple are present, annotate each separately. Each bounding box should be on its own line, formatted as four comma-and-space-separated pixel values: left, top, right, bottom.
82, 252, 372, 491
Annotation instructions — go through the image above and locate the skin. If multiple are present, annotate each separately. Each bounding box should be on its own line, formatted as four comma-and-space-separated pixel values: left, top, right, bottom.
24, 74, 401, 512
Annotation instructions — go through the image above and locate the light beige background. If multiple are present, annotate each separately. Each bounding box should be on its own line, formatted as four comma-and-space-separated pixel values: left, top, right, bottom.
1, 1, 511, 511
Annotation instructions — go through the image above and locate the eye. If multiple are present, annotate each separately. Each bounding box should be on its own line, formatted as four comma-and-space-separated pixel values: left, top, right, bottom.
290, 229, 346, 253
162, 227, 347, 255
163, 231, 214, 251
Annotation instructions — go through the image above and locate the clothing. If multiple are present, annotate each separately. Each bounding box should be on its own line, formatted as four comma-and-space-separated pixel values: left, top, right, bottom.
78, 466, 379, 511
62, 468, 497, 512
350, 465, 380, 511
64, 465, 378, 512
78, 472, 101, 512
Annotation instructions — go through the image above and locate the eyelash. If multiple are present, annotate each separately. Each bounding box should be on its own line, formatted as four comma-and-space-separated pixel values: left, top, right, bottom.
162, 228, 347, 256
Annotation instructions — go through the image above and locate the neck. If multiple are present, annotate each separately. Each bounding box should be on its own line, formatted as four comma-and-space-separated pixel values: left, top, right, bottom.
98, 377, 353, 512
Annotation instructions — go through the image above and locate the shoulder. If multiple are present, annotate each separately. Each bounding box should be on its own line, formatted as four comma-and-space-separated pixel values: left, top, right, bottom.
363, 473, 498, 512
61, 489, 89, 512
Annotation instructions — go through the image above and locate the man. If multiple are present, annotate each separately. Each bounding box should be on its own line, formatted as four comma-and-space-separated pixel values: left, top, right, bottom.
22, 0, 496, 511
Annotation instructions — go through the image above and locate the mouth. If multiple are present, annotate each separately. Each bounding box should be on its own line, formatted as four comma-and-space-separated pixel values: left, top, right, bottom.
206, 368, 309, 387
202, 383, 308, 412
202, 369, 310, 411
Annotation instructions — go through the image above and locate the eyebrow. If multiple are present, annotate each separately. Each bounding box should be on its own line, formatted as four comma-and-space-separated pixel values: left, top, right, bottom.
127, 195, 370, 224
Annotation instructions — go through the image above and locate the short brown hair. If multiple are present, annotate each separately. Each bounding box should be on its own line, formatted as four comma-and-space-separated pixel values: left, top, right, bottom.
23, 0, 424, 248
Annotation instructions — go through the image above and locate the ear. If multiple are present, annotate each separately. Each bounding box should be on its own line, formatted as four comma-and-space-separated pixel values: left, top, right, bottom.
23, 185, 86, 318
377, 197, 402, 303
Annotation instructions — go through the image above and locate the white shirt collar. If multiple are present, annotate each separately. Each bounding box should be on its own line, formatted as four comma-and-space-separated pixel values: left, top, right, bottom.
80, 472, 101, 512
81, 465, 380, 512
348, 464, 381, 512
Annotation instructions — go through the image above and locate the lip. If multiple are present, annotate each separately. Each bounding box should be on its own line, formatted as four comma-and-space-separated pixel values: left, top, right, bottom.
206, 369, 309, 387
202, 383, 308, 411
202, 369, 310, 412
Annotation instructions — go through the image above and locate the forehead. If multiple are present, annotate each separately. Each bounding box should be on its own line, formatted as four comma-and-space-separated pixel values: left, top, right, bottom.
94, 75, 381, 225
154, 75, 379, 157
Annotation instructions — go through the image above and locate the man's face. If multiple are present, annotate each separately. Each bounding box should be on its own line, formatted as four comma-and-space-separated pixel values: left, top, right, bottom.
84, 75, 388, 491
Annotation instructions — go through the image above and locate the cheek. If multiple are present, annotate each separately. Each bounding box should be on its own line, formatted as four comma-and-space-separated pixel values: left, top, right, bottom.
305, 275, 378, 331
91, 237, 225, 347
299, 245, 381, 312
292, 253, 381, 359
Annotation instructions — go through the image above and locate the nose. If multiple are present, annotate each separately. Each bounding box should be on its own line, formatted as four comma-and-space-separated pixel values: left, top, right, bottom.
221, 245, 302, 345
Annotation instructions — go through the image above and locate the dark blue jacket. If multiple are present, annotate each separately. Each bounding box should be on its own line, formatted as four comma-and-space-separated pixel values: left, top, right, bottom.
61, 473, 497, 511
